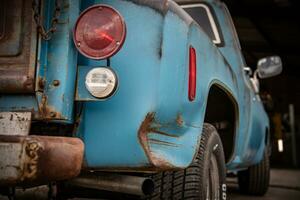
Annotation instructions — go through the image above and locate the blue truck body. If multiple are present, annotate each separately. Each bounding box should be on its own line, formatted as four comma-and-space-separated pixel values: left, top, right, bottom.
76, 0, 269, 171
0, 0, 269, 184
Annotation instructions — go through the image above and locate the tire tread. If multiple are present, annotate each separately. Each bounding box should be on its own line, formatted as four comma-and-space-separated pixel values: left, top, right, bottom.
238, 150, 270, 196
144, 123, 226, 200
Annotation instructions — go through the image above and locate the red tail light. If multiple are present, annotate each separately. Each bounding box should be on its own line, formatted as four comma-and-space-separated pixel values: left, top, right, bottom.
73, 5, 126, 60
189, 46, 197, 101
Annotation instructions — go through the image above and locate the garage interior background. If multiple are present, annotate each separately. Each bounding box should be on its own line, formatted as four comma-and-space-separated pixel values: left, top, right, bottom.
223, 0, 300, 168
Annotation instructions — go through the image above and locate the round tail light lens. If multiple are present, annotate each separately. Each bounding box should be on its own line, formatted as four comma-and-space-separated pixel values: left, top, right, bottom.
73, 5, 126, 60
85, 67, 118, 99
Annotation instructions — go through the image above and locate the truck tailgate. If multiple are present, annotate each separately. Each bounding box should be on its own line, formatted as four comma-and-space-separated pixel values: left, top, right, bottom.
0, 0, 37, 93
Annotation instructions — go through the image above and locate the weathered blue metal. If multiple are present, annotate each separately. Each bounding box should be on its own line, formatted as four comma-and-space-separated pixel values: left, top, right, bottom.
0, 0, 270, 181
74, 0, 269, 171
0, 0, 80, 122
35, 0, 80, 121
0, 96, 39, 115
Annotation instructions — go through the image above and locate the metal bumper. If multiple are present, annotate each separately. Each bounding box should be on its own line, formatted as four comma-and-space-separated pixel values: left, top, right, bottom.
0, 135, 84, 186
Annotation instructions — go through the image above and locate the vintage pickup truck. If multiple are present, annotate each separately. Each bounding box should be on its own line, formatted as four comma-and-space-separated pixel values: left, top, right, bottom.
0, 0, 282, 199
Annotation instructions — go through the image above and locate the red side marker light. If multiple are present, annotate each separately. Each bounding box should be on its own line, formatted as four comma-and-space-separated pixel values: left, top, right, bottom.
189, 46, 197, 101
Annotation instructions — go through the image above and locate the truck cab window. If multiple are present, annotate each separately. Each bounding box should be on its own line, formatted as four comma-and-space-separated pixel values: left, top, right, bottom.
182, 4, 223, 45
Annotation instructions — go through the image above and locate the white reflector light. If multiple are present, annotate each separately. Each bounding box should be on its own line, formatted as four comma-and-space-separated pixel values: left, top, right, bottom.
85, 67, 118, 99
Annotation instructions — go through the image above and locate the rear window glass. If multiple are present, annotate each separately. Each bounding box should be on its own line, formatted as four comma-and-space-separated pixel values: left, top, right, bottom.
182, 4, 223, 45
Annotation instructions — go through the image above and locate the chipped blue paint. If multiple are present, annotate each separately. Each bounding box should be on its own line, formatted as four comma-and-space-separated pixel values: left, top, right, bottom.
76, 0, 269, 171
0, 96, 39, 113
36, 0, 80, 121
0, 0, 80, 122
0, 0, 269, 172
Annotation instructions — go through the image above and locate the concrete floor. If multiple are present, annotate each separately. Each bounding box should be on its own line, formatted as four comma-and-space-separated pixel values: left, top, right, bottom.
1, 169, 300, 200
226, 169, 300, 200
229, 185, 300, 200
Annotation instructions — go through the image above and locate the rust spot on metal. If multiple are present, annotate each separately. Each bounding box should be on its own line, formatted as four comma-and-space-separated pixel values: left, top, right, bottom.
38, 77, 46, 91
22, 140, 41, 180
148, 129, 179, 138
39, 95, 48, 118
0, 74, 35, 93
49, 112, 56, 118
0, 135, 84, 186
38, 95, 62, 120
0, 0, 37, 94
138, 113, 176, 170
176, 114, 184, 126
148, 138, 179, 147
52, 80, 60, 87
138, 113, 155, 162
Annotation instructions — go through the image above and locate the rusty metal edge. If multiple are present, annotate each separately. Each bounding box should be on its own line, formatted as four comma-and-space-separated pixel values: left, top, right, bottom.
0, 135, 84, 187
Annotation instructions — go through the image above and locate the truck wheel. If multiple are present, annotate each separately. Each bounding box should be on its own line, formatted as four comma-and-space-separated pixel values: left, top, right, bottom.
145, 123, 226, 200
237, 150, 270, 196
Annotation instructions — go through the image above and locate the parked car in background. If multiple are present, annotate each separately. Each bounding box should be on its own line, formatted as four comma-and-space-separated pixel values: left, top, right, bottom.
0, 0, 282, 199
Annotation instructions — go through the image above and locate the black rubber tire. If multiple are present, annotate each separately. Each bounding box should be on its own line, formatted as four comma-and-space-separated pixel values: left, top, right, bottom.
238, 150, 270, 196
144, 123, 227, 200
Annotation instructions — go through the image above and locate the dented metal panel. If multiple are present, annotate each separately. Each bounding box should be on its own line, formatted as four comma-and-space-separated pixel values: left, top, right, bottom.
77, 0, 202, 170
138, 113, 176, 169
0, 0, 37, 93
0, 0, 269, 175
0, 135, 84, 186
76, 0, 269, 172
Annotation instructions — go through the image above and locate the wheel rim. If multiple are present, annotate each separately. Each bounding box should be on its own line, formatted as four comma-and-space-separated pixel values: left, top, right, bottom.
206, 154, 220, 200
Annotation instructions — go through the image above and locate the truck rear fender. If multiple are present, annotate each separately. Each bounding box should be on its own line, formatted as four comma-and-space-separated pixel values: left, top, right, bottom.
77, 0, 239, 170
